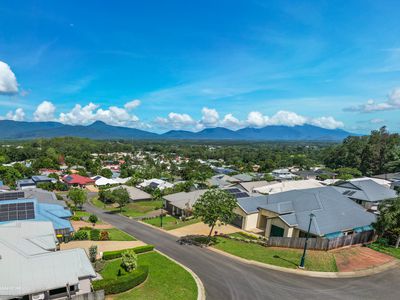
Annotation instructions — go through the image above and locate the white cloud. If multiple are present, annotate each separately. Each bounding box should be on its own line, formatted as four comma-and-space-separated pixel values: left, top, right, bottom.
0, 61, 18, 94
155, 112, 196, 129
34, 101, 56, 121
124, 99, 141, 110
344, 88, 400, 112
1, 108, 25, 121
58, 102, 139, 127
200, 107, 219, 127
309, 116, 344, 129
247, 111, 270, 127
370, 118, 385, 124
267, 110, 307, 126
221, 113, 243, 128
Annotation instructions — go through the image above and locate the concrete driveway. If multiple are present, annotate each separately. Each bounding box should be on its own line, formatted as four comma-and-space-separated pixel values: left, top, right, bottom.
169, 222, 242, 237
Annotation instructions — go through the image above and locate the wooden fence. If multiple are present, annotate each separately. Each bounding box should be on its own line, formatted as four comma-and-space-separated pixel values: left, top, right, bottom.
267, 230, 375, 250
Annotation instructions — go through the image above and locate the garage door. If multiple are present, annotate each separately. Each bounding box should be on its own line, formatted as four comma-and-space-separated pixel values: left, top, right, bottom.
231, 214, 243, 228
270, 225, 285, 237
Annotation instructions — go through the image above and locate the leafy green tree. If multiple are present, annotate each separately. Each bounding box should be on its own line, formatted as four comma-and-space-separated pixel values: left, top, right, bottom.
121, 249, 138, 272
263, 173, 275, 182
193, 189, 237, 241
100, 168, 113, 179
374, 198, 400, 248
68, 188, 87, 209
112, 187, 130, 212
89, 245, 98, 263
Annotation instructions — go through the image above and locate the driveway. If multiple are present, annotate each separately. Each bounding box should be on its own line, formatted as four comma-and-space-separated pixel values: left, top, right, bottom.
84, 202, 400, 300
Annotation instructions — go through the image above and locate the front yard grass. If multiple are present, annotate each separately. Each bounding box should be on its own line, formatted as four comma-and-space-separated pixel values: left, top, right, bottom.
102, 251, 197, 300
213, 237, 338, 272
143, 216, 201, 230
91, 197, 162, 217
368, 242, 400, 259
121, 200, 163, 217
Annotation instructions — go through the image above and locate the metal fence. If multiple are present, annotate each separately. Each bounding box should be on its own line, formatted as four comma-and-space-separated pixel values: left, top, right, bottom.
267, 230, 375, 250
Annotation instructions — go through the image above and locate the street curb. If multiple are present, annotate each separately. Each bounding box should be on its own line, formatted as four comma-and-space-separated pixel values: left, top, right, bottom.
208, 247, 400, 278
155, 250, 206, 300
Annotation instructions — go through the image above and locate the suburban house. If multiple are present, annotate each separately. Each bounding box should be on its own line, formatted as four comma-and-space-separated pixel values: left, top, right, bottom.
294, 169, 337, 180
39, 168, 62, 176
271, 168, 297, 180
91, 175, 118, 186
0, 221, 96, 299
350, 177, 392, 189
234, 180, 277, 193
207, 174, 239, 188
8, 188, 68, 208
16, 178, 36, 189
212, 166, 236, 175
231, 173, 255, 182
253, 179, 324, 194
332, 179, 398, 211
373, 172, 400, 182
62, 174, 95, 188
164, 189, 207, 217
138, 178, 174, 190
32, 175, 57, 185
0, 196, 73, 241
236, 187, 376, 239
110, 185, 152, 201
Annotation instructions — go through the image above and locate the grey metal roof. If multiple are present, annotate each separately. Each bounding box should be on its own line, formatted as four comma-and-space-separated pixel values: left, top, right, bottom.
239, 187, 376, 236
164, 189, 208, 210
23, 188, 67, 207
238, 180, 278, 192
110, 185, 151, 201
0, 221, 96, 298
373, 172, 400, 182
232, 173, 254, 182
333, 179, 397, 202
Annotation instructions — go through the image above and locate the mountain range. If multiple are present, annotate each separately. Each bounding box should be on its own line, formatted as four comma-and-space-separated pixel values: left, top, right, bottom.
0, 120, 354, 141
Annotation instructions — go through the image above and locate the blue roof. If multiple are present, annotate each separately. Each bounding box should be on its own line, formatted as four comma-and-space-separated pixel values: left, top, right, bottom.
0, 198, 73, 232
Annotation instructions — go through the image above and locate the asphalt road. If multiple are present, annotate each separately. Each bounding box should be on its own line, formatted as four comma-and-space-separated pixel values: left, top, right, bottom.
84, 202, 400, 300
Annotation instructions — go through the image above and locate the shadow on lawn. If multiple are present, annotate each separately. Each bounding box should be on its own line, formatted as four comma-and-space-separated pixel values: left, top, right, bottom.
272, 255, 298, 267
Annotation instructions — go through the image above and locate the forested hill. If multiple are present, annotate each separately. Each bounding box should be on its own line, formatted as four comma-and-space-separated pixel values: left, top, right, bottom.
0, 120, 353, 141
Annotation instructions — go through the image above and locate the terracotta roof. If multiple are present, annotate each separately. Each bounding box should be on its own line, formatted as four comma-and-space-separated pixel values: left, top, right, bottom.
62, 174, 94, 185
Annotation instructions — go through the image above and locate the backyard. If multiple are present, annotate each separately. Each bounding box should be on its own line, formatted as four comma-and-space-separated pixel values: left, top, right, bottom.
100, 251, 197, 300
213, 236, 338, 272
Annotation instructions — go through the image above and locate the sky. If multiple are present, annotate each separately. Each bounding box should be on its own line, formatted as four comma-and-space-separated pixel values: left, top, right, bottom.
1, 0, 400, 133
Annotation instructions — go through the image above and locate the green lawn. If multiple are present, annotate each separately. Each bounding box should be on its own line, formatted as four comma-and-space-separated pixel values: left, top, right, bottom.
78, 228, 136, 241
143, 216, 201, 230
121, 200, 163, 217
102, 252, 197, 300
369, 242, 400, 259
91, 197, 162, 217
105, 228, 136, 241
213, 237, 338, 272
74, 210, 90, 218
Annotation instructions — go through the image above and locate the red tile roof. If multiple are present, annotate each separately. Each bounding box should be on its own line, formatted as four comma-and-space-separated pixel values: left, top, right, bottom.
62, 174, 95, 185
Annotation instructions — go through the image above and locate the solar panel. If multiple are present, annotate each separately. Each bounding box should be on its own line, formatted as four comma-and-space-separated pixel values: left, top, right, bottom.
234, 192, 250, 198
348, 191, 356, 196
0, 191, 25, 201
0, 202, 35, 222
226, 188, 241, 194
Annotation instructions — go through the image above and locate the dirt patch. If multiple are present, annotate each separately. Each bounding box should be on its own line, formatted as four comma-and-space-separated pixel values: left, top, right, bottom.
169, 222, 243, 237
61, 240, 146, 259
71, 220, 114, 231
333, 246, 395, 272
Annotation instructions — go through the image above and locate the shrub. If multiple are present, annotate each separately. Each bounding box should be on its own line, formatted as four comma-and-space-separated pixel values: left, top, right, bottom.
92, 266, 148, 294
100, 230, 110, 241
89, 245, 98, 262
121, 250, 138, 272
89, 214, 98, 225
90, 229, 100, 241
73, 230, 89, 240
102, 245, 155, 260
56, 193, 64, 200
70, 215, 81, 221
80, 226, 92, 230
376, 237, 389, 247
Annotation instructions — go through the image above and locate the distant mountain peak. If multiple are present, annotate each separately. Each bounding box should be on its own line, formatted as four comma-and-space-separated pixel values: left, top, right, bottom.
0, 119, 355, 141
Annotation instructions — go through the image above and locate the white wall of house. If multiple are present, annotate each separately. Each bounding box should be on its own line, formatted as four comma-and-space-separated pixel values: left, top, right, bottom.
233, 207, 259, 230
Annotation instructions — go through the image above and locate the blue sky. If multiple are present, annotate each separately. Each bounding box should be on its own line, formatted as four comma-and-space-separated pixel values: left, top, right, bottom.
1, 0, 400, 133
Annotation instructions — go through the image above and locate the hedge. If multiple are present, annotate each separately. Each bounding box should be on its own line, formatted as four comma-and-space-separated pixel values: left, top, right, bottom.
102, 245, 155, 260
92, 265, 148, 294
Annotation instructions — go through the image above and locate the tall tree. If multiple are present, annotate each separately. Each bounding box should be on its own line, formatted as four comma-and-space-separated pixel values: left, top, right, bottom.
111, 187, 130, 212
374, 197, 400, 248
68, 188, 87, 209
193, 189, 237, 241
